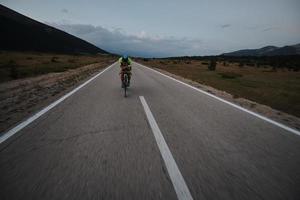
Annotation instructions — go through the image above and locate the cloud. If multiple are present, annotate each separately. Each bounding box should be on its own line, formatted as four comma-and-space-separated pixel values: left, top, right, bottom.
262, 27, 279, 32
221, 24, 231, 29
61, 8, 68, 13
49, 23, 219, 57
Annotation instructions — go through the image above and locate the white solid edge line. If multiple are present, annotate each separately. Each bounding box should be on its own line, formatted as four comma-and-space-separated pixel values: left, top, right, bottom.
136, 62, 300, 136
139, 96, 194, 200
0, 62, 117, 144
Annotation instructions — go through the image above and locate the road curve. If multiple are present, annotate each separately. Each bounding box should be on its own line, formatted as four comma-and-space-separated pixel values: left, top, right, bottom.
0, 62, 299, 200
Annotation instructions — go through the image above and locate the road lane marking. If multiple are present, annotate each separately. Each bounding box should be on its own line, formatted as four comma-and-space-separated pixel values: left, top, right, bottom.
136, 62, 300, 136
139, 96, 194, 200
0, 62, 117, 144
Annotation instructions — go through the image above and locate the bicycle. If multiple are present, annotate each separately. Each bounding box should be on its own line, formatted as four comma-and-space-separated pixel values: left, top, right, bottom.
122, 72, 130, 97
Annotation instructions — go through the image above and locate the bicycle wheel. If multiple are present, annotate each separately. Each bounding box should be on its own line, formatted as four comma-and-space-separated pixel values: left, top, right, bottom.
124, 74, 128, 97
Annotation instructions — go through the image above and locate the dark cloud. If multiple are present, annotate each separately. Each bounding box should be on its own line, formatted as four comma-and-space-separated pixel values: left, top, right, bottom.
49, 23, 217, 57
61, 8, 68, 13
221, 24, 231, 28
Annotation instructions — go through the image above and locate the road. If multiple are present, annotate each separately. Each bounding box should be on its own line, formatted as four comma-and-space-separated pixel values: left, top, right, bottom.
1, 62, 300, 200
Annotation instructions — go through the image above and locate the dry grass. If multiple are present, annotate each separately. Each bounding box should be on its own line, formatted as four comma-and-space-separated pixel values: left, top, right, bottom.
139, 59, 300, 117
0, 51, 116, 83
0, 52, 117, 132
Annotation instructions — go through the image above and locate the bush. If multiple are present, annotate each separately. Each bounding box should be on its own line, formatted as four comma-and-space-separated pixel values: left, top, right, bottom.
7, 60, 18, 79
68, 59, 76, 63
208, 60, 217, 71
51, 57, 59, 62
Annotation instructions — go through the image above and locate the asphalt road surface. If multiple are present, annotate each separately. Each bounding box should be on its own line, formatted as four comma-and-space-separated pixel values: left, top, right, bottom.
1, 62, 300, 200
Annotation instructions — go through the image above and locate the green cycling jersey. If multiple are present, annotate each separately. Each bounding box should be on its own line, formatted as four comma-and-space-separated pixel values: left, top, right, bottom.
119, 57, 132, 65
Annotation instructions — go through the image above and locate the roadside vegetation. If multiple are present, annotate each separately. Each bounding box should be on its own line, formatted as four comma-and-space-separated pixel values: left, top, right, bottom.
139, 56, 300, 117
0, 51, 117, 132
0, 51, 116, 83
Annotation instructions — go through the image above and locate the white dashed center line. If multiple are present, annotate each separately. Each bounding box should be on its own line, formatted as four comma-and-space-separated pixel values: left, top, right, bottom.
139, 96, 193, 200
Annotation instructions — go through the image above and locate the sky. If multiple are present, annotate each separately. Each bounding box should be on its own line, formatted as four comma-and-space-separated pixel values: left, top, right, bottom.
1, 0, 300, 57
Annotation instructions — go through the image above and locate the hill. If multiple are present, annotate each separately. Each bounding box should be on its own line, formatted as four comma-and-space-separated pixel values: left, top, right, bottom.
0, 4, 108, 54
223, 44, 300, 56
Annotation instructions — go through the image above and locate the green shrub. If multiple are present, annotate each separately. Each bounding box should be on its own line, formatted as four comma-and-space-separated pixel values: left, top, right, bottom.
51, 57, 59, 62
208, 60, 217, 71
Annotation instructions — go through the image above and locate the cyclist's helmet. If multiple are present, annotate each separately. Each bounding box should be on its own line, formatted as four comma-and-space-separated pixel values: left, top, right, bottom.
122, 55, 128, 62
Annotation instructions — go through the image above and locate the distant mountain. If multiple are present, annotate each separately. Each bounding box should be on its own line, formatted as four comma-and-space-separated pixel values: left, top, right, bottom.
223, 44, 300, 56
0, 4, 108, 54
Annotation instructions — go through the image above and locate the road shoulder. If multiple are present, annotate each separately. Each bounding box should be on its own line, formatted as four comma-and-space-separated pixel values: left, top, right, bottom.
137, 62, 300, 131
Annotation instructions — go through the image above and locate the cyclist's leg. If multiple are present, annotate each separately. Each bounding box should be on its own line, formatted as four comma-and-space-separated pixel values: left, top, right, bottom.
120, 70, 124, 81
128, 71, 132, 85
120, 71, 125, 88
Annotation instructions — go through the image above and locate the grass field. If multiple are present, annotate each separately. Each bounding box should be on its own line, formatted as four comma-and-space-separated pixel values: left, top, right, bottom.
139, 59, 300, 117
0, 51, 116, 83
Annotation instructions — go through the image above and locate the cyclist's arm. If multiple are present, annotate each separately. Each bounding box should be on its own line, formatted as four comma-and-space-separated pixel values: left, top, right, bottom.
128, 58, 133, 65
118, 57, 122, 64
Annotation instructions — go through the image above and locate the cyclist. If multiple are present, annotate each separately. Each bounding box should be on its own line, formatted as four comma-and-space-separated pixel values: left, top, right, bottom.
118, 55, 132, 87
